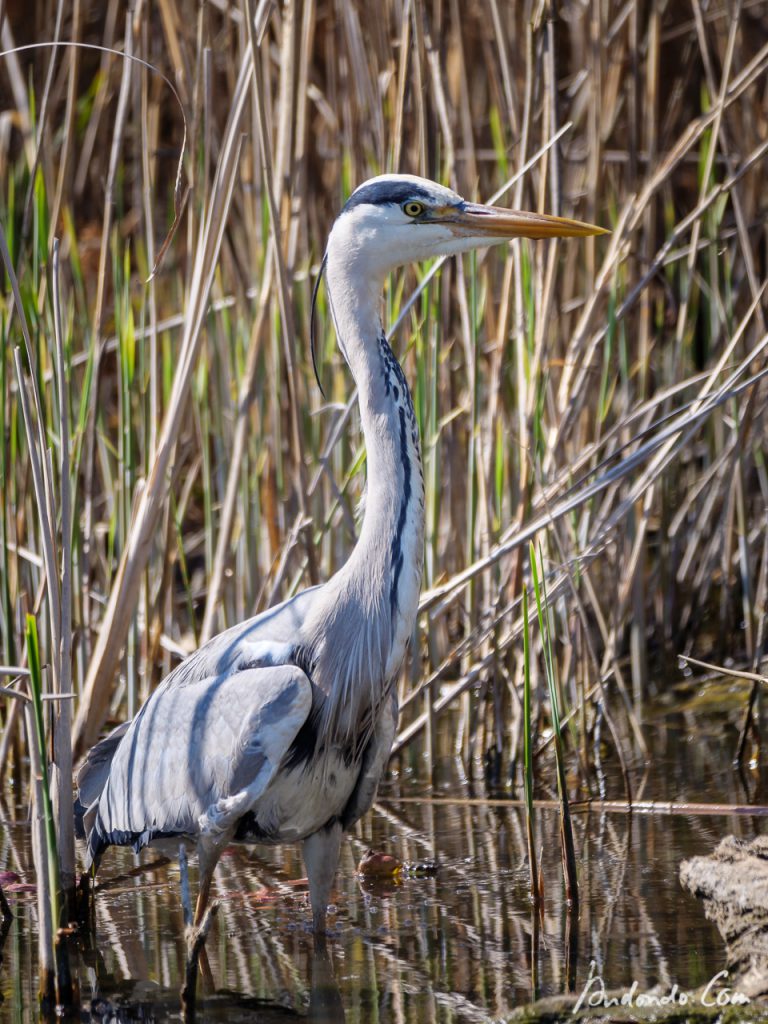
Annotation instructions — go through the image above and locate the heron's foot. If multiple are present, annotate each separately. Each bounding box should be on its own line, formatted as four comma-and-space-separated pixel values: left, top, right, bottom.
181, 902, 218, 1019
185, 902, 218, 964
178, 841, 219, 1017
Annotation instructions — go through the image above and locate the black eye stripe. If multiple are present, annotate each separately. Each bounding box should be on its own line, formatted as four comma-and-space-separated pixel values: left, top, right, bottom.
342, 181, 435, 213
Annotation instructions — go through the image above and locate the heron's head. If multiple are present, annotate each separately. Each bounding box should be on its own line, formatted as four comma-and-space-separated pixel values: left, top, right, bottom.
327, 173, 607, 278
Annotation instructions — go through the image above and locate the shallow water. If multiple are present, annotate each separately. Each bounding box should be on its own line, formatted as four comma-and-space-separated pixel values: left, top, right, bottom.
1, 689, 765, 1022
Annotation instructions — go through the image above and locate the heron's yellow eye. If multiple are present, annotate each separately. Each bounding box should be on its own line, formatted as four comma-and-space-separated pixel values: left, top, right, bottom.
402, 201, 425, 218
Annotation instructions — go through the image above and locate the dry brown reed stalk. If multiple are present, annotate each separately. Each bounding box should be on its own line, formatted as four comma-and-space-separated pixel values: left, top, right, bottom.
1, 0, 767, 815
81, 14, 143, 665
72, 50, 247, 753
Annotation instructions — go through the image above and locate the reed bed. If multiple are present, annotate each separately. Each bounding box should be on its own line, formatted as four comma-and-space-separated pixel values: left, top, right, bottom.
1, 0, 767, 988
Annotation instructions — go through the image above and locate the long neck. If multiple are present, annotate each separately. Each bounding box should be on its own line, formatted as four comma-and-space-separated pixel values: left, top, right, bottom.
305, 244, 425, 729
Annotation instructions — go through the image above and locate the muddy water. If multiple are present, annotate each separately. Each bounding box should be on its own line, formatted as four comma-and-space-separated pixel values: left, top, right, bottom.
0, 690, 764, 1022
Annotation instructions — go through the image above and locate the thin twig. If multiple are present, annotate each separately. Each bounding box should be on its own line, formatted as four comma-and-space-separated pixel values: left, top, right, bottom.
678, 654, 767, 686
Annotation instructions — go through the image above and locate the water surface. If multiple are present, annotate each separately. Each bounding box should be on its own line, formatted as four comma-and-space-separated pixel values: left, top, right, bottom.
1, 692, 764, 1022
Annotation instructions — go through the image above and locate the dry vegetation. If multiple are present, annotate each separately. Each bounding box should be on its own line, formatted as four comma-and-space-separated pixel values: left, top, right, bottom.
1, 0, 767, 835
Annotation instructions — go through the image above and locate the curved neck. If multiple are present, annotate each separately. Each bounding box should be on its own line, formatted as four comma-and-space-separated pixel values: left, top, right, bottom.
309, 241, 425, 706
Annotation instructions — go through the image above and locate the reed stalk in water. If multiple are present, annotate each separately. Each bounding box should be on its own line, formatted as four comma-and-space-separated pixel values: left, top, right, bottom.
530, 542, 579, 914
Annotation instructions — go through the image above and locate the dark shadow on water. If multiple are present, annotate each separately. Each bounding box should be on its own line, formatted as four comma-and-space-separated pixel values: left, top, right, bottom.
76, 946, 344, 1022
88, 985, 307, 1022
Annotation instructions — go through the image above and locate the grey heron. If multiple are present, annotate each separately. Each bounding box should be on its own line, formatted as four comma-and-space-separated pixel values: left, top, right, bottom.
76, 174, 604, 934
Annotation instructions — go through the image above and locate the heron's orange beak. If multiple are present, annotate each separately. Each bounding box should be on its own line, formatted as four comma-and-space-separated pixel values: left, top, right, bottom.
435, 202, 609, 240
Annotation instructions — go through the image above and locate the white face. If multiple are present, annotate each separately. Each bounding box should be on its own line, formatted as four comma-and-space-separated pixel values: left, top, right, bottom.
328, 174, 498, 277
327, 173, 606, 280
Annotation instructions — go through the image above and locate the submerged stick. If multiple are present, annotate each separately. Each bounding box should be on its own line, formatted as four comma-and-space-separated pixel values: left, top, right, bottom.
179, 844, 193, 927
678, 654, 768, 686
387, 795, 768, 816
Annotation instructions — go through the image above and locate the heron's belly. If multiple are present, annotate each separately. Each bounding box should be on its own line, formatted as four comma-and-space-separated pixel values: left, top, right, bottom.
232, 750, 359, 845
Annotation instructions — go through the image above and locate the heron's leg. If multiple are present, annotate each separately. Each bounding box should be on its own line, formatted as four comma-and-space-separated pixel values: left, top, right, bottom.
302, 820, 343, 934
191, 835, 222, 987
194, 838, 222, 926
193, 877, 212, 928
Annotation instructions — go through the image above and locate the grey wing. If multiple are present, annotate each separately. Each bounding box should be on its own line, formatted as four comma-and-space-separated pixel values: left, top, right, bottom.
75, 720, 132, 840
87, 663, 311, 865
77, 720, 132, 808
341, 691, 397, 829
162, 585, 322, 688
77, 585, 321, 815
